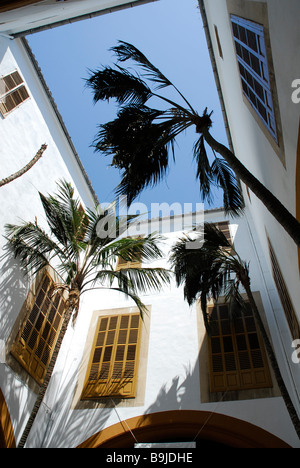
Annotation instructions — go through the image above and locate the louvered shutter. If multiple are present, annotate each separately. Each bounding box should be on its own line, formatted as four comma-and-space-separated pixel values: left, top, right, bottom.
268, 239, 300, 340
10, 275, 65, 384
208, 304, 272, 392
82, 313, 141, 399
0, 71, 29, 116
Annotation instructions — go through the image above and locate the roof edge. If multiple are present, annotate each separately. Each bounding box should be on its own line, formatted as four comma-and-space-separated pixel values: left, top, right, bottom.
20, 36, 99, 205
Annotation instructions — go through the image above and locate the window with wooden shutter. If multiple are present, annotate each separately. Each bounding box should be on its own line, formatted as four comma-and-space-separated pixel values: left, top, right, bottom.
268, 239, 300, 340
0, 71, 30, 116
81, 313, 142, 399
213, 221, 234, 254
116, 237, 143, 271
208, 303, 272, 393
10, 274, 65, 385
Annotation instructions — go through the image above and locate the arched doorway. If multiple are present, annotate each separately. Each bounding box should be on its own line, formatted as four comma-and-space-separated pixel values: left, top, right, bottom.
77, 410, 290, 448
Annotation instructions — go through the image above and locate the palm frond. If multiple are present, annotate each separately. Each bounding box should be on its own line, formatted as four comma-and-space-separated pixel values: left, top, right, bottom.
170, 223, 248, 333
94, 104, 193, 204
101, 234, 165, 265
86, 66, 152, 106
39, 181, 89, 259
193, 135, 213, 204
110, 287, 149, 317
5, 221, 63, 276
210, 157, 244, 216
111, 41, 172, 90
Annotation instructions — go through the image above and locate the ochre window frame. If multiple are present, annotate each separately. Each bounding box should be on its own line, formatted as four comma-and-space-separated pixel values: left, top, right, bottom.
81, 312, 142, 400
0, 70, 30, 117
268, 238, 300, 340
115, 237, 143, 271
208, 303, 272, 393
10, 273, 66, 385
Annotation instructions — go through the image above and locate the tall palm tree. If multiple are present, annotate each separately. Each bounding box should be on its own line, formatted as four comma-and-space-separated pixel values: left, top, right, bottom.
170, 223, 300, 439
5, 179, 171, 448
86, 41, 300, 247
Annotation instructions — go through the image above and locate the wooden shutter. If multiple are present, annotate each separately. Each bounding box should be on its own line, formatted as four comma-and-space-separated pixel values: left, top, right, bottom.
0, 71, 29, 116
10, 274, 65, 385
214, 221, 234, 254
82, 313, 142, 399
268, 239, 300, 340
208, 303, 272, 392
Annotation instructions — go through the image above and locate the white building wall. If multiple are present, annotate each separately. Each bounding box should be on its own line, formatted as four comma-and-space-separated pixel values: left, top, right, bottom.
202, 0, 300, 306
0, 36, 96, 445
202, 0, 300, 407
24, 210, 300, 448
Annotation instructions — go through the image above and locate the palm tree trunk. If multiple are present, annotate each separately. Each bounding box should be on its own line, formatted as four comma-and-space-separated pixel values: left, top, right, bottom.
241, 278, 300, 438
0, 144, 47, 188
202, 127, 300, 247
17, 289, 80, 448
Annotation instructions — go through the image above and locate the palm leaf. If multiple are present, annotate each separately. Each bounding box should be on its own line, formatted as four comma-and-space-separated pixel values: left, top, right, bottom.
5, 221, 64, 276
111, 41, 172, 90
94, 104, 193, 204
211, 157, 244, 216
86, 66, 152, 105
170, 223, 244, 333
193, 135, 213, 203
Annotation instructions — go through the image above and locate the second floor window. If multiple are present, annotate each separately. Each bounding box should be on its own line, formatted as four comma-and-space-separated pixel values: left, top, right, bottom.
231, 15, 277, 142
81, 313, 142, 399
208, 303, 272, 393
10, 274, 65, 384
0, 70, 30, 117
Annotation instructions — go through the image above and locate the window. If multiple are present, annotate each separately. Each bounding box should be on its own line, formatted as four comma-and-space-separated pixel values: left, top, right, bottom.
214, 221, 234, 254
10, 274, 65, 385
268, 239, 300, 340
231, 15, 277, 142
208, 303, 272, 393
215, 221, 232, 244
81, 313, 142, 399
116, 237, 143, 271
116, 255, 142, 271
0, 71, 30, 116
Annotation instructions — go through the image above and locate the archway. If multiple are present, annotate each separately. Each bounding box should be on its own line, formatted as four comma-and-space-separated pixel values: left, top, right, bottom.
77, 410, 290, 448
0, 388, 15, 448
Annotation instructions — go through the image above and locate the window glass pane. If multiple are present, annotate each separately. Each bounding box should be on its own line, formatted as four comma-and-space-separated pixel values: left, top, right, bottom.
246, 29, 258, 52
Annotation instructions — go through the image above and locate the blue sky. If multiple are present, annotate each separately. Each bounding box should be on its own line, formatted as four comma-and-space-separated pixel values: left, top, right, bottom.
27, 0, 227, 212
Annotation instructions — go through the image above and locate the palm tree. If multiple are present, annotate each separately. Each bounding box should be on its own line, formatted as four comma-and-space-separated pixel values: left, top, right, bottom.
86, 41, 300, 247
5, 179, 171, 448
170, 223, 300, 439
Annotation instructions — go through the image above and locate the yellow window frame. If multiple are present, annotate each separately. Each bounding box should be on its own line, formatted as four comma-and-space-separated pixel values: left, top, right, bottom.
208, 303, 272, 393
81, 313, 142, 400
10, 274, 65, 385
